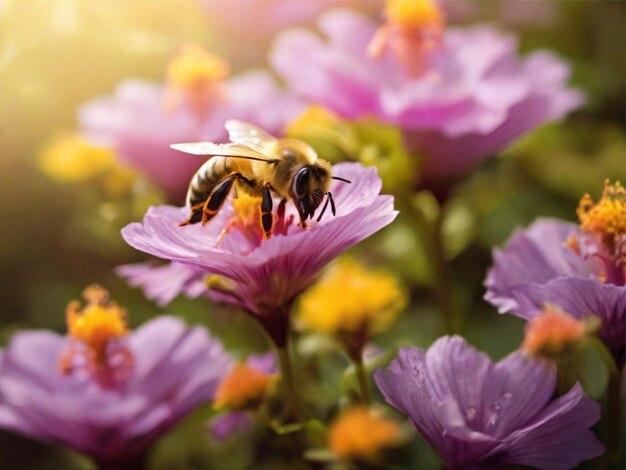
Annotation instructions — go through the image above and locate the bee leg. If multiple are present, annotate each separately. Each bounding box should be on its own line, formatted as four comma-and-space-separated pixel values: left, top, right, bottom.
261, 183, 273, 239
277, 199, 286, 219
273, 199, 290, 235
179, 202, 206, 226
201, 173, 238, 224
237, 174, 256, 188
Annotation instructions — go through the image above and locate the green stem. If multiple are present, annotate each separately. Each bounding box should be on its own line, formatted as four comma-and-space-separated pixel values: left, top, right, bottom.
277, 345, 305, 423
556, 356, 577, 396
432, 210, 455, 334
605, 372, 623, 468
404, 198, 456, 334
353, 354, 371, 405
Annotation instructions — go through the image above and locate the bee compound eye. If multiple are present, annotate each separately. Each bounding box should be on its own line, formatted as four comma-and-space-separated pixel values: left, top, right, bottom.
294, 168, 310, 198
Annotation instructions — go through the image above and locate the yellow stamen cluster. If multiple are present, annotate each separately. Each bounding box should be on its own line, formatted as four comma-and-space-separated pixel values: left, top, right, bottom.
577, 180, 626, 249
215, 195, 264, 246
522, 306, 586, 357
232, 194, 263, 229
297, 258, 406, 337
166, 45, 229, 93
39, 134, 116, 183
385, 0, 444, 31
214, 362, 278, 411
329, 407, 402, 462
66, 285, 129, 361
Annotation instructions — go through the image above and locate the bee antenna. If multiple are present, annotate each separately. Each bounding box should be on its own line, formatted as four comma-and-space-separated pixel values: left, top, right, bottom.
331, 176, 351, 184
316, 193, 332, 222
328, 191, 336, 217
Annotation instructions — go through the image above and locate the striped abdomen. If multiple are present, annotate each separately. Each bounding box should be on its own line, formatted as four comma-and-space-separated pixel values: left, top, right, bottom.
186, 157, 233, 208
181, 157, 236, 225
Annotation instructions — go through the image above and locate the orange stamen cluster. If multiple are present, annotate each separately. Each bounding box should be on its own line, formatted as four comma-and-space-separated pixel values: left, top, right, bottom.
329, 407, 402, 462
522, 306, 586, 357
65, 285, 129, 363
213, 362, 278, 411
577, 180, 626, 251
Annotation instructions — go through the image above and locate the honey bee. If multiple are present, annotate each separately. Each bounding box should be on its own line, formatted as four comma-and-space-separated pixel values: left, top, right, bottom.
171, 120, 350, 238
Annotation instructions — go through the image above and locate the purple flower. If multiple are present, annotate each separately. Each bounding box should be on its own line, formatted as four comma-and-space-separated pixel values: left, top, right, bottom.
485, 216, 626, 366
270, 9, 583, 187
0, 287, 232, 467
374, 336, 604, 469
121, 162, 396, 346
79, 54, 303, 201
485, 219, 590, 314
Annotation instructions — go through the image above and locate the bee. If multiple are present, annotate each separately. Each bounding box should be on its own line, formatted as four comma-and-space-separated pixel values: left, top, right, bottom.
171, 120, 350, 238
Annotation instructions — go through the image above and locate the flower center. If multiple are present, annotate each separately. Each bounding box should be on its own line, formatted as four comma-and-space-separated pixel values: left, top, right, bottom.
232, 194, 263, 230
521, 306, 586, 358
577, 180, 626, 251
368, 0, 445, 77
385, 0, 444, 31
297, 258, 405, 342
60, 285, 133, 388
216, 194, 293, 247
329, 407, 402, 462
215, 194, 264, 246
165, 45, 230, 120
214, 362, 277, 411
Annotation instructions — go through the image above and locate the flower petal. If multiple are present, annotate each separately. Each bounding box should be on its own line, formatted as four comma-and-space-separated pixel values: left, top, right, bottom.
481, 351, 556, 438
497, 383, 604, 469
484, 219, 588, 316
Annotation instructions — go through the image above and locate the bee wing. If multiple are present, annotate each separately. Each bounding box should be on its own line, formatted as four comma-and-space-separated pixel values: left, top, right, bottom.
225, 120, 278, 153
170, 142, 277, 163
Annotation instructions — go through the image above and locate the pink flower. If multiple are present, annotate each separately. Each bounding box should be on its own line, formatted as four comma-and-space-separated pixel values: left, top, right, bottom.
121, 162, 396, 345
79, 65, 303, 201
0, 286, 232, 467
271, 9, 583, 189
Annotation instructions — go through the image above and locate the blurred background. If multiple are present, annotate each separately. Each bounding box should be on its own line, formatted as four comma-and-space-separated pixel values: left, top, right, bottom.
0, 0, 623, 468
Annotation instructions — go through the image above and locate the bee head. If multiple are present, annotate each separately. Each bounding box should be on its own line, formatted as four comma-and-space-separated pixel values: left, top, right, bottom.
291, 161, 332, 222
